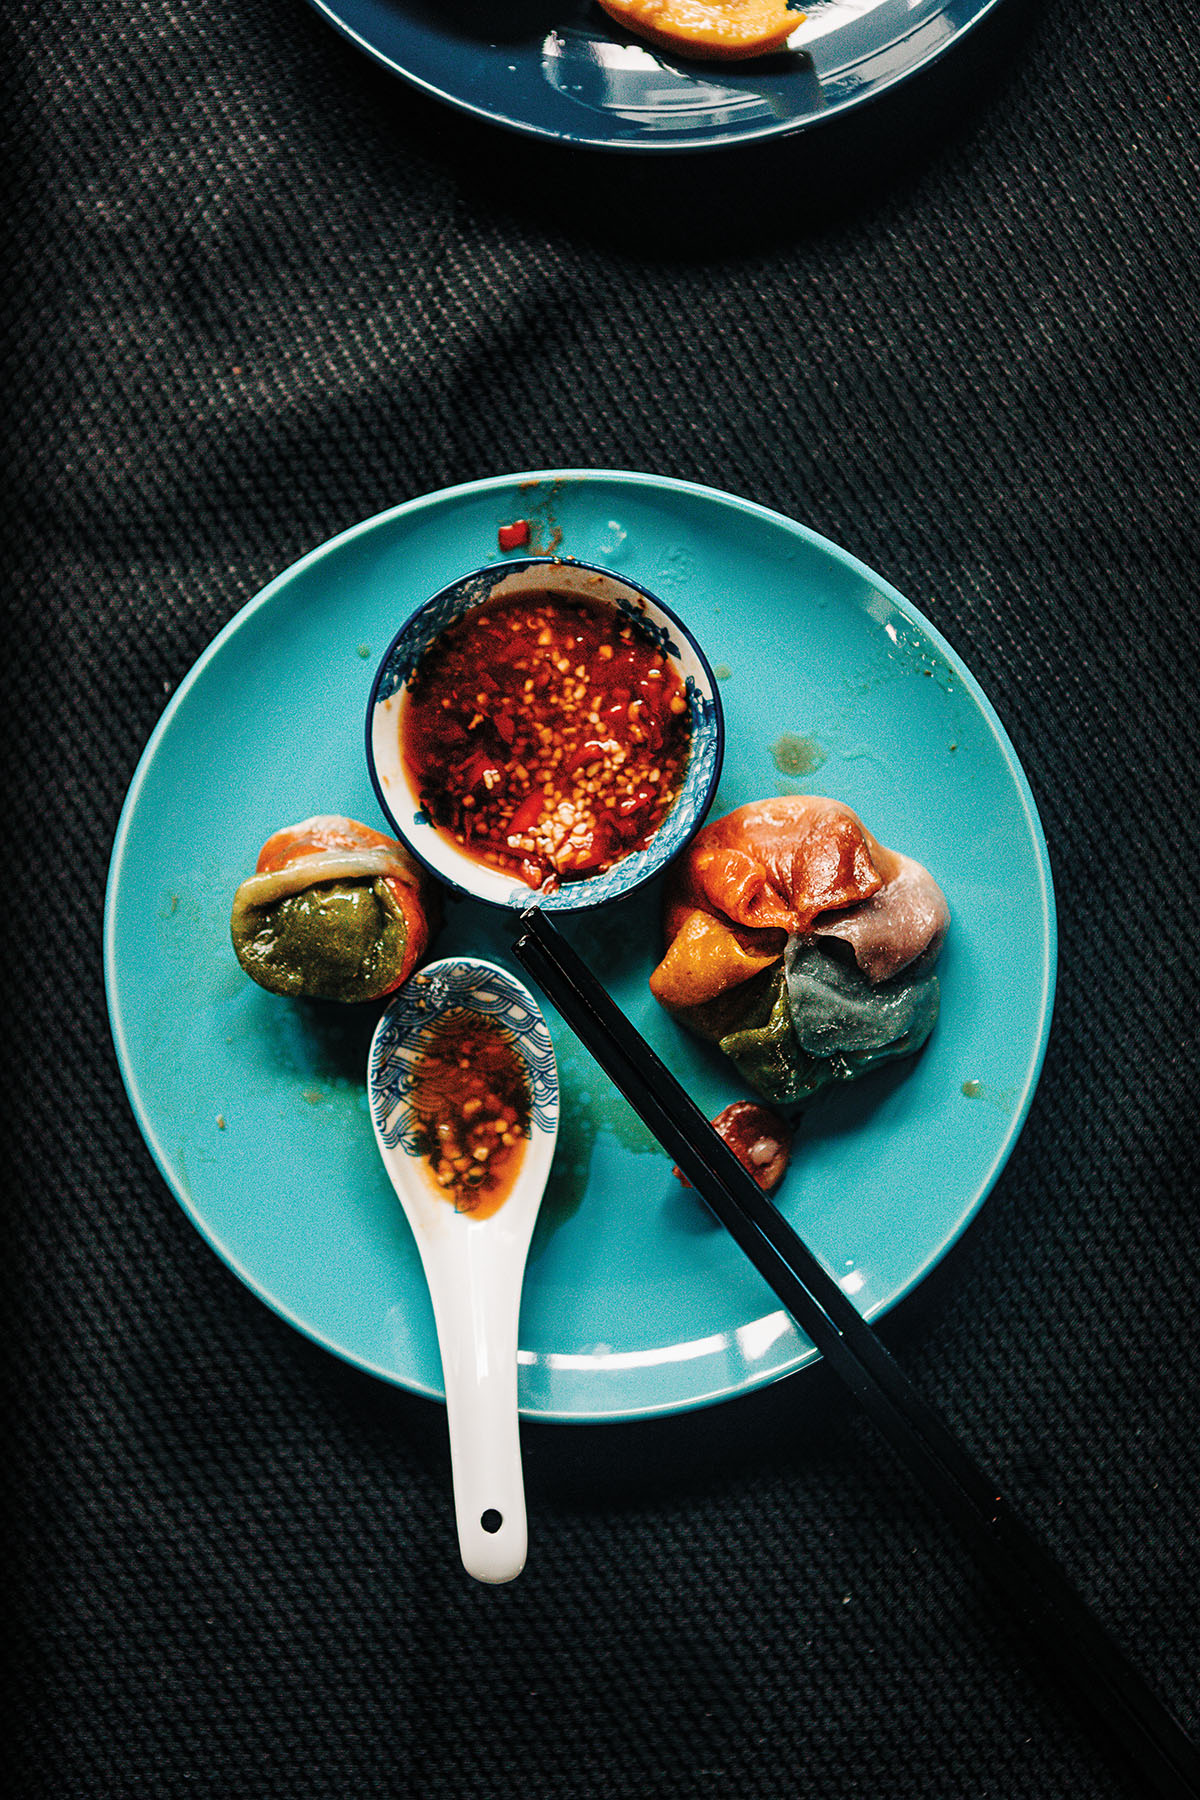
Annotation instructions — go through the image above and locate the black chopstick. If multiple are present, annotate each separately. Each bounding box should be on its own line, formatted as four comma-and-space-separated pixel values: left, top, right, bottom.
513, 905, 1200, 1800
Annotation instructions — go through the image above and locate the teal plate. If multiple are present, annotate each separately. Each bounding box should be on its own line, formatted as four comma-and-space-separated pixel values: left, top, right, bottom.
104, 471, 1056, 1422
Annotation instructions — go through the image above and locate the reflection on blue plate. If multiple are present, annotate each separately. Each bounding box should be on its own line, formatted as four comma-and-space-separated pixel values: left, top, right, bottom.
306, 0, 1005, 151
104, 470, 1055, 1421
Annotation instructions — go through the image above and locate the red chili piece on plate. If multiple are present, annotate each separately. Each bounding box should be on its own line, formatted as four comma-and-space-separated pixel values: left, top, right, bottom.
498, 519, 531, 550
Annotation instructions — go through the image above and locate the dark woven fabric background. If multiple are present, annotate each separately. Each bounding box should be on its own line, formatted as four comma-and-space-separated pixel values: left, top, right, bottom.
3, 1, 1199, 1795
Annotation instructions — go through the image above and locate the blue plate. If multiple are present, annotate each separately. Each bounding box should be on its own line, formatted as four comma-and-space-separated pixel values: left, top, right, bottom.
104, 470, 1055, 1421
306, 0, 1006, 152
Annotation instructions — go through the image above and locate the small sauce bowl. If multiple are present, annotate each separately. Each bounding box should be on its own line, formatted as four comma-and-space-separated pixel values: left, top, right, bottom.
365, 556, 723, 912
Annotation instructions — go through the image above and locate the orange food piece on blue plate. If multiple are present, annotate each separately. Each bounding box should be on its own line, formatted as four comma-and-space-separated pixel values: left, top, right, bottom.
594, 0, 802, 63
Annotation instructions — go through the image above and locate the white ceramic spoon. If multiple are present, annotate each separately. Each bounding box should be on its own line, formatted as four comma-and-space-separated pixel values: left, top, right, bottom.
368, 956, 559, 1584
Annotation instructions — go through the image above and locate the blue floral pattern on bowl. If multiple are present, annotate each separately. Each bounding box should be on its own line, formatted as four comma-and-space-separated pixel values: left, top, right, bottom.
374, 564, 515, 704
369, 960, 558, 1163
366, 556, 725, 914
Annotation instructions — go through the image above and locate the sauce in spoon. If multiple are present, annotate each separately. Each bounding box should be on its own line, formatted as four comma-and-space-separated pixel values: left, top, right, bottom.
408, 1009, 531, 1218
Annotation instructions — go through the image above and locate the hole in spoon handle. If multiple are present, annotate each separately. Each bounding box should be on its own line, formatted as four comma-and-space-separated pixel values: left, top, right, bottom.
447, 1423, 528, 1583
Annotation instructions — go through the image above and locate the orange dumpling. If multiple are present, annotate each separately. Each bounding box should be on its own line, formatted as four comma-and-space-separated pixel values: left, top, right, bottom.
650, 797, 947, 1012
593, 0, 802, 64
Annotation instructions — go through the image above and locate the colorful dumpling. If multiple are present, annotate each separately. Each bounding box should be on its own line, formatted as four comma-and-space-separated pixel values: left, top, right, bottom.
231, 816, 436, 1003
649, 797, 948, 1105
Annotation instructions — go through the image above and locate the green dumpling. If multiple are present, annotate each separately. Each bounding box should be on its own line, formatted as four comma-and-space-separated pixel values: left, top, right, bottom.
231, 876, 413, 1004
230, 817, 435, 1005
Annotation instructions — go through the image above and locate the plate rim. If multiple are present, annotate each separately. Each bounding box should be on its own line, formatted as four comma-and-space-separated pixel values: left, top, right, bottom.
302, 0, 1009, 154
104, 467, 1057, 1421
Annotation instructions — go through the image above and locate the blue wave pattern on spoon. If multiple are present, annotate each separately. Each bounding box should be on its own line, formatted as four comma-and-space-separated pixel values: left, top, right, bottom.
369, 959, 559, 1151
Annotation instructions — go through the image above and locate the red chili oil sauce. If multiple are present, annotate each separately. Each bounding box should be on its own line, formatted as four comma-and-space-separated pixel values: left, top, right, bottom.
400, 590, 692, 890
410, 1009, 531, 1217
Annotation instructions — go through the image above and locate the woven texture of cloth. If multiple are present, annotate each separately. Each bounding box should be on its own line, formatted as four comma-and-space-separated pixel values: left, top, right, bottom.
3, 1, 1199, 1796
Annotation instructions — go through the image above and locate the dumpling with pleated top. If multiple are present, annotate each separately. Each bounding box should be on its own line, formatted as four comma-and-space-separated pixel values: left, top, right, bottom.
649, 796, 948, 1106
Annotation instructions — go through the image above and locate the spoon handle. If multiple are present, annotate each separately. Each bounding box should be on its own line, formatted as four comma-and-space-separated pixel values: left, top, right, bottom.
423, 1233, 529, 1584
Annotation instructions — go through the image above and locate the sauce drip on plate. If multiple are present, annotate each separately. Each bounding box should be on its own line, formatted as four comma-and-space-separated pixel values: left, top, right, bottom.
410, 1009, 531, 1216
401, 590, 691, 890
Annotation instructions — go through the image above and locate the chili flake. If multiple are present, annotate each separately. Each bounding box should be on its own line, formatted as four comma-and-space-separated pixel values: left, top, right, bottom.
401, 588, 692, 890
